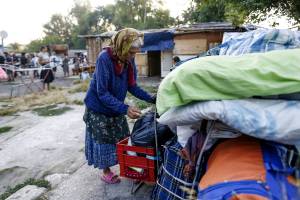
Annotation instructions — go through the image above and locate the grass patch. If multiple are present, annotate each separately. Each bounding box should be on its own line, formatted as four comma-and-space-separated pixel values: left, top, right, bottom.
140, 85, 158, 94
0, 126, 13, 134
136, 101, 151, 110
0, 89, 70, 116
72, 100, 84, 105
68, 80, 90, 94
73, 79, 81, 85
126, 93, 152, 110
0, 178, 51, 200
0, 108, 18, 116
33, 105, 73, 116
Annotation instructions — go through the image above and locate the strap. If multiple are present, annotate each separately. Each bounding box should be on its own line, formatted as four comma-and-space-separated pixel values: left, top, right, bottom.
261, 142, 298, 200
198, 180, 270, 200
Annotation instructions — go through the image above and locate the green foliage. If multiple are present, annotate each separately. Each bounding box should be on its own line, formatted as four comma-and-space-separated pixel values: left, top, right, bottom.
228, 0, 300, 24
43, 14, 74, 46
25, 0, 176, 50
8, 43, 22, 52
72, 100, 84, 105
183, 0, 247, 25
183, 0, 300, 26
0, 108, 18, 116
25, 35, 64, 53
96, 0, 175, 30
68, 79, 90, 93
0, 179, 51, 200
0, 126, 13, 134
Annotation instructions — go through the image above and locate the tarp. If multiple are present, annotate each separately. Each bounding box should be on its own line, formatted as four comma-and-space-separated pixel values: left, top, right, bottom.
219, 29, 300, 55
141, 31, 174, 51
158, 99, 300, 147
156, 48, 300, 115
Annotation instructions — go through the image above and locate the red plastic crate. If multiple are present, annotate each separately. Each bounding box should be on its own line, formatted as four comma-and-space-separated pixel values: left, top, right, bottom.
117, 137, 156, 183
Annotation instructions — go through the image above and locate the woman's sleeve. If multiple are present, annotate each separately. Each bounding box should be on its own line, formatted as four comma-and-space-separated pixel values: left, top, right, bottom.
96, 55, 129, 114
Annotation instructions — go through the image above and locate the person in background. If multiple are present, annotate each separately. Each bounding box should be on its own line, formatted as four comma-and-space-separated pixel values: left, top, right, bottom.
50, 52, 58, 76
11, 53, 19, 64
0, 51, 5, 64
173, 56, 181, 65
20, 52, 28, 75
74, 55, 80, 76
62, 53, 70, 77
84, 28, 155, 184
4, 52, 14, 80
4, 52, 12, 64
31, 53, 39, 78
39, 46, 54, 91
170, 56, 181, 71
0, 51, 7, 80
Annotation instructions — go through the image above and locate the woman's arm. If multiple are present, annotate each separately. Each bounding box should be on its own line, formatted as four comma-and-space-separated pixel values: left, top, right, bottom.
96, 55, 129, 114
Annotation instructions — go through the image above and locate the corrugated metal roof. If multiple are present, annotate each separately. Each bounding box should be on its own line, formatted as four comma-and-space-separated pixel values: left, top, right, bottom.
78, 22, 254, 38
78, 31, 116, 38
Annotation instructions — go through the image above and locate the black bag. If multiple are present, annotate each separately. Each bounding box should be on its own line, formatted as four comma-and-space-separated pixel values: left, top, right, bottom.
131, 112, 174, 147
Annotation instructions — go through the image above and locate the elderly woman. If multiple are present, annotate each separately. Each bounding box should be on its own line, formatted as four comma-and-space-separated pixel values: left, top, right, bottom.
84, 28, 155, 184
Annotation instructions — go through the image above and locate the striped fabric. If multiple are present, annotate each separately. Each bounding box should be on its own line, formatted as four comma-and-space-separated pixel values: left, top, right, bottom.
152, 139, 199, 200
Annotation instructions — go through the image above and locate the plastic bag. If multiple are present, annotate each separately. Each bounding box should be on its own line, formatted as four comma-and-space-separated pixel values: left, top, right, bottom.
131, 112, 174, 147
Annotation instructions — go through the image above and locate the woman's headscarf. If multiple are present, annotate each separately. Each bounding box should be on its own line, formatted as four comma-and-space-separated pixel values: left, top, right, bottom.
106, 28, 143, 86
112, 28, 142, 61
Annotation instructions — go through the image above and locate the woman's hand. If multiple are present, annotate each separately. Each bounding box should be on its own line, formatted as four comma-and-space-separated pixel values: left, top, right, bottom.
127, 106, 141, 119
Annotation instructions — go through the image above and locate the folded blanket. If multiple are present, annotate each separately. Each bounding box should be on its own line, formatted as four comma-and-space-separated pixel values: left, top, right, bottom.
156, 49, 300, 115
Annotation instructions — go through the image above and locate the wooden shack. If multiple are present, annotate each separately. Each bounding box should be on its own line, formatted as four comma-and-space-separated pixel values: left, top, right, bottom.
79, 22, 249, 77
78, 31, 115, 66
49, 44, 68, 56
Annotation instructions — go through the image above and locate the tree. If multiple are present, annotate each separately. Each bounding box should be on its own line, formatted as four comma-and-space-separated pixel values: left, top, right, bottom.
183, 0, 247, 25
25, 35, 64, 53
8, 42, 22, 52
183, 0, 300, 26
43, 14, 73, 46
69, 0, 93, 48
95, 0, 175, 30
228, 0, 300, 24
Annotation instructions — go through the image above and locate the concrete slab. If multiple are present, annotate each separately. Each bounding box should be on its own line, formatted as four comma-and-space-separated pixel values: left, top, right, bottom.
47, 164, 153, 200
6, 185, 46, 200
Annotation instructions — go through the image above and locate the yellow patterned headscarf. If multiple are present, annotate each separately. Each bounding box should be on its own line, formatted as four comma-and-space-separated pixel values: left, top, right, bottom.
112, 28, 142, 61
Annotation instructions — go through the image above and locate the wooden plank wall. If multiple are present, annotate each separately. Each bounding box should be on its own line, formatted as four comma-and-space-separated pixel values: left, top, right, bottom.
86, 38, 102, 66
173, 32, 223, 55
135, 53, 148, 77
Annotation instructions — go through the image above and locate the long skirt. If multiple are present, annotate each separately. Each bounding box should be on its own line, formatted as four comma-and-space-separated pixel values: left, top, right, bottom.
84, 109, 130, 169
40, 69, 54, 83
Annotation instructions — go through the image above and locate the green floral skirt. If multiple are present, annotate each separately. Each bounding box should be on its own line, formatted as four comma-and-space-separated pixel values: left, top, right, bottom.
83, 108, 130, 144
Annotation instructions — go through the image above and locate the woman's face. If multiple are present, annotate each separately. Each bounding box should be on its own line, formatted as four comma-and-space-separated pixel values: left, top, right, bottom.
126, 47, 139, 61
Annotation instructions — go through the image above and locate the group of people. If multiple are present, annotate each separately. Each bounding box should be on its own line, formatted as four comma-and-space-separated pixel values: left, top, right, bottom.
72, 53, 88, 76
0, 46, 72, 90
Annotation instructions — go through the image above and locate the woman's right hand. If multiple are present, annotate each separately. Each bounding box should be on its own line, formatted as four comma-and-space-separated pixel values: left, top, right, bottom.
127, 106, 141, 119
